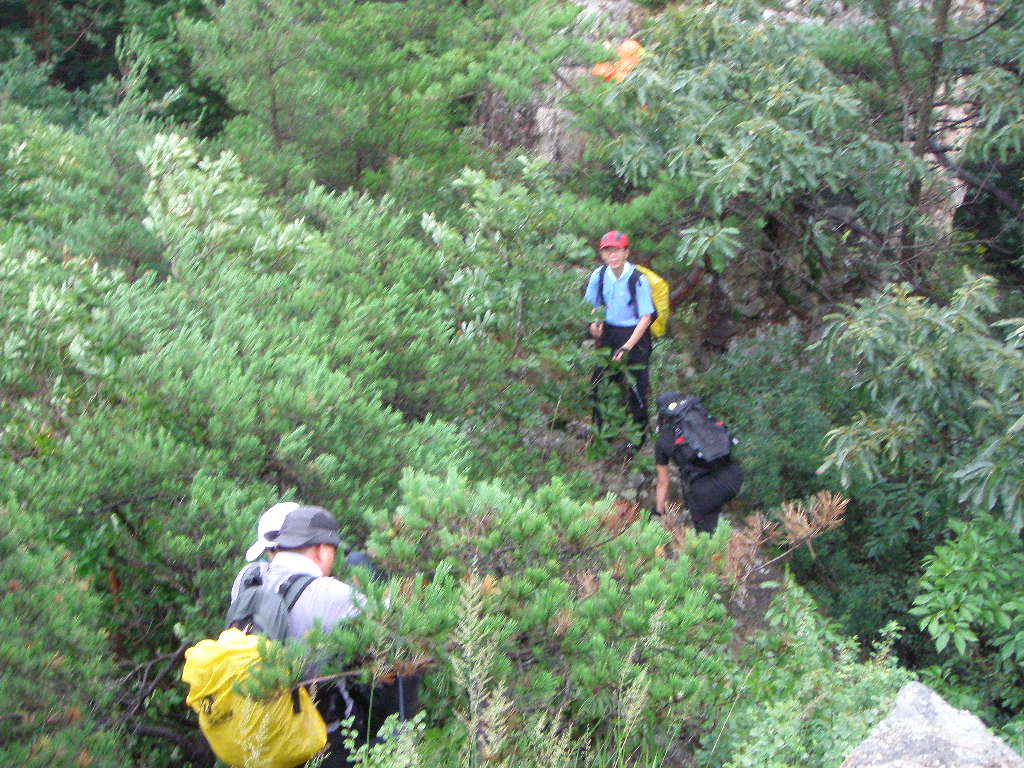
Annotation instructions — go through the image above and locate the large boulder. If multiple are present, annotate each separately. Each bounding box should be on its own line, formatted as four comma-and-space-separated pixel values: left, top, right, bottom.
841, 682, 1024, 768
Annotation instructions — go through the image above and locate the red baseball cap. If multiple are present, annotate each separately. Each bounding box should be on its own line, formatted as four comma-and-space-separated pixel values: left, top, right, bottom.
599, 230, 629, 249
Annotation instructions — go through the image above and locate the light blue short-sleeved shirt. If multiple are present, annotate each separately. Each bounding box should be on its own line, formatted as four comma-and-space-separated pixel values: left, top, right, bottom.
584, 263, 656, 326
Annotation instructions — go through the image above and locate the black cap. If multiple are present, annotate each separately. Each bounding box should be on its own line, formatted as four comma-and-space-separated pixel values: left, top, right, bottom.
267, 505, 342, 550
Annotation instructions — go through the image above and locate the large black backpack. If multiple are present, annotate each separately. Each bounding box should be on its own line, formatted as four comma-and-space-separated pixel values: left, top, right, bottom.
661, 395, 734, 464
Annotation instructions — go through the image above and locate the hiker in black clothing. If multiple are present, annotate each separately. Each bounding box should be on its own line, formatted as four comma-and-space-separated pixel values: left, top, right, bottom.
653, 392, 743, 533
584, 230, 656, 449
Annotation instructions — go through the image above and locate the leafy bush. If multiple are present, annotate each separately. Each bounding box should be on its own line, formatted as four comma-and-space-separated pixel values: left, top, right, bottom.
682, 325, 858, 512
0, 504, 123, 767
0, 103, 166, 276
911, 513, 1024, 743
810, 274, 1024, 732
700, 576, 913, 768
913, 514, 1024, 656
360, 470, 738, 749
818, 275, 1024, 531
178, 0, 579, 200
0, 130, 486, 758
592, 1, 925, 277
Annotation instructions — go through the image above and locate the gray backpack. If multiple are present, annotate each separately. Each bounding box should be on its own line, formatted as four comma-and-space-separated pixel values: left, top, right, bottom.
225, 565, 316, 642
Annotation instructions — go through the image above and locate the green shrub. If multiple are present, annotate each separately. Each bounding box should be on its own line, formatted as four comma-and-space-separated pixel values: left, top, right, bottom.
0, 103, 166, 276
0, 131, 482, 759
808, 275, 1024, 732
0, 504, 123, 767
700, 576, 913, 768
911, 513, 1024, 738
687, 326, 858, 511
361, 469, 738, 749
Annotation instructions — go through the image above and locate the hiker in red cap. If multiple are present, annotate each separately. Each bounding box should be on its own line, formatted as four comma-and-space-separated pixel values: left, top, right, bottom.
584, 230, 656, 453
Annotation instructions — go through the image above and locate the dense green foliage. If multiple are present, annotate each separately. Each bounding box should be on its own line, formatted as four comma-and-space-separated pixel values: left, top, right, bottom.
2, 0, 1024, 764
808, 276, 1024, 740
0, 504, 122, 766
604, 3, 922, 272
177, 0, 581, 204
691, 327, 858, 511
819, 277, 1024, 530
911, 513, 1024, 732
300, 471, 738, 762
700, 578, 913, 767
369, 472, 735, 729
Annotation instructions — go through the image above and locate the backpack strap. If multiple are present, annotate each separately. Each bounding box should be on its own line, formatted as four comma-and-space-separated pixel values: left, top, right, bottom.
278, 572, 317, 613
595, 265, 608, 307
278, 573, 317, 712
630, 269, 658, 326
627, 268, 640, 311
671, 419, 689, 456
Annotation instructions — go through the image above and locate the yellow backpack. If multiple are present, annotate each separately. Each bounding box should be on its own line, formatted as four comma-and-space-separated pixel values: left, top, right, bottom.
635, 265, 670, 338
182, 628, 327, 768
595, 264, 670, 338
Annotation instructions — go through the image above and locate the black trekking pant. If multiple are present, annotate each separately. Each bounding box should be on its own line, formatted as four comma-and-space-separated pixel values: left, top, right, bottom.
591, 324, 651, 442
314, 676, 422, 768
686, 462, 743, 533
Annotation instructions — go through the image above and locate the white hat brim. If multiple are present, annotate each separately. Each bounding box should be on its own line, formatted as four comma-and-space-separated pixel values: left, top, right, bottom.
245, 539, 269, 562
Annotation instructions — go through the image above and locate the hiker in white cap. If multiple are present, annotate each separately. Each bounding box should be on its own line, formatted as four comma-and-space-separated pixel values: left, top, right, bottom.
226, 503, 416, 767
230, 501, 299, 601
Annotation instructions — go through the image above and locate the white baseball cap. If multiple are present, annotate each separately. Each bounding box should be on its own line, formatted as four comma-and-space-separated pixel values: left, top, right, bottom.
244, 502, 299, 561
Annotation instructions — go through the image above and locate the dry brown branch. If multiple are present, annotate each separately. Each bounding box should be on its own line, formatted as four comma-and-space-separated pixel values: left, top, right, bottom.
601, 498, 642, 535
811, 490, 849, 532
574, 570, 600, 600
727, 514, 777, 590
371, 655, 434, 684
730, 493, 848, 591
778, 499, 814, 543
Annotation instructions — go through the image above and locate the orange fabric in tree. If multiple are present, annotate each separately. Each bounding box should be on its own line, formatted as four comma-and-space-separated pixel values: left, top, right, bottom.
591, 39, 645, 82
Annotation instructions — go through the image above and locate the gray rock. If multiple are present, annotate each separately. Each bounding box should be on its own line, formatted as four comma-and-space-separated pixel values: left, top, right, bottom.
535, 105, 585, 167
841, 682, 1024, 768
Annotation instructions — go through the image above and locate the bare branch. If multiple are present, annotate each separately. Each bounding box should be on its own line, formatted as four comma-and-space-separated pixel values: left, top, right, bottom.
928, 141, 1024, 220
948, 10, 1008, 44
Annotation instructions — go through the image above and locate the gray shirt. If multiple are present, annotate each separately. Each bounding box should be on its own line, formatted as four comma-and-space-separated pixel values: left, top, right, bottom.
230, 551, 362, 638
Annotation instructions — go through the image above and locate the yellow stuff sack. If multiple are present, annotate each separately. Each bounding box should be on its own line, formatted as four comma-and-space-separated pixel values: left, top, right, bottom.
182, 628, 327, 768
636, 265, 670, 337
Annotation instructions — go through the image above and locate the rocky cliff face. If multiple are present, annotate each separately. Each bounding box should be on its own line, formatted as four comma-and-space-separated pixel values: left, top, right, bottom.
476, 0, 645, 168
842, 682, 1024, 768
